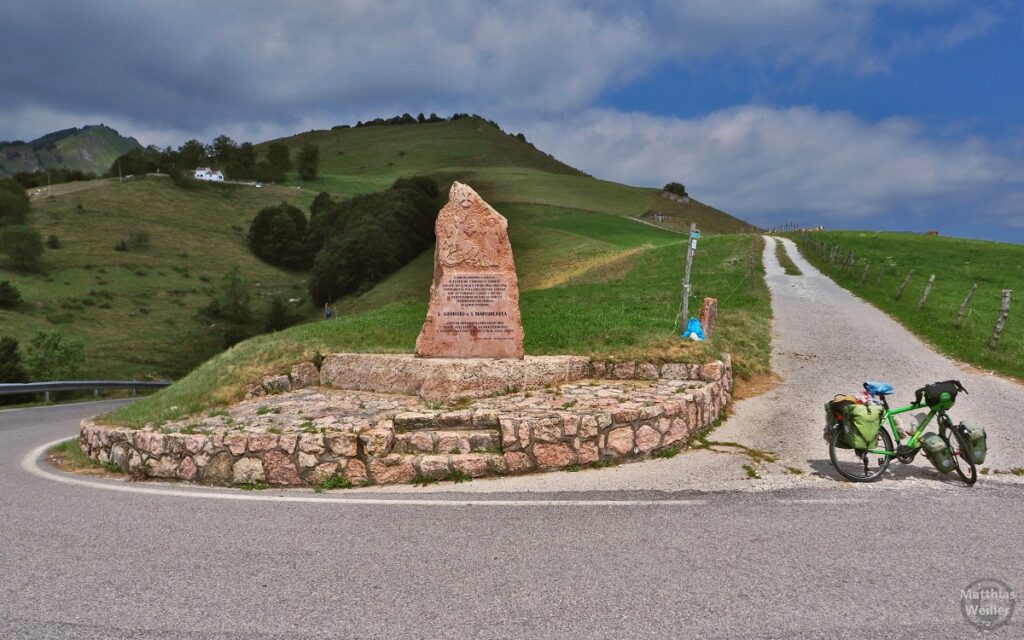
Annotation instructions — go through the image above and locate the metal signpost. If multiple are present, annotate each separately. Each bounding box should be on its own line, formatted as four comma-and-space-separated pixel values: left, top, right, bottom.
676, 223, 699, 332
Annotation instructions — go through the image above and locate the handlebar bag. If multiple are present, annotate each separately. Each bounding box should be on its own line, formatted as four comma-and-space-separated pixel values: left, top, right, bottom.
918, 380, 960, 410
958, 422, 987, 465
841, 403, 884, 449
921, 432, 955, 473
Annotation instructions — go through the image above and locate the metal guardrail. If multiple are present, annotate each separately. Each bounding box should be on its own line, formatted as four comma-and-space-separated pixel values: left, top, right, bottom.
0, 380, 171, 402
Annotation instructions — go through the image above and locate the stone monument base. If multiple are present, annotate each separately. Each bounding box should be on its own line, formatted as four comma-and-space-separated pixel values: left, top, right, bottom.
79, 354, 733, 487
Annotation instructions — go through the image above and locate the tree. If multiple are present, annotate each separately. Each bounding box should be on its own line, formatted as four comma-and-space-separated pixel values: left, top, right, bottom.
248, 202, 311, 270
209, 134, 238, 165
24, 331, 85, 381
0, 280, 22, 308
263, 296, 293, 332
0, 225, 44, 271
204, 265, 252, 323
296, 143, 320, 181
266, 142, 292, 176
663, 182, 688, 197
0, 336, 29, 404
0, 178, 30, 226
178, 139, 208, 168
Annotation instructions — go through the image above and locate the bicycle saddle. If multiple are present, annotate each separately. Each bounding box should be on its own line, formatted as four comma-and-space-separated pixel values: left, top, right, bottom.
864, 381, 895, 396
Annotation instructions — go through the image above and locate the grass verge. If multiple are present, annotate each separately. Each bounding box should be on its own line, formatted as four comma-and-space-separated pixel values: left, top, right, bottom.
774, 240, 802, 275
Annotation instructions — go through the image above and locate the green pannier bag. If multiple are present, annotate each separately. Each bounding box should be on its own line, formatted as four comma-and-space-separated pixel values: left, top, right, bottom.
958, 422, 987, 465
841, 403, 884, 449
922, 432, 955, 473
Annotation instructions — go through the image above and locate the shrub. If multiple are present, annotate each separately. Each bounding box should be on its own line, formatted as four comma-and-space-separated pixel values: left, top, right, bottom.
263, 296, 294, 332
46, 234, 61, 249
248, 202, 311, 270
204, 265, 252, 323
24, 331, 85, 381
0, 225, 44, 271
0, 178, 30, 226
0, 280, 21, 308
266, 142, 292, 175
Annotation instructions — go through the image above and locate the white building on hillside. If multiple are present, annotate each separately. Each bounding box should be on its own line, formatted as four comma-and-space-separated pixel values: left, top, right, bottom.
193, 167, 225, 182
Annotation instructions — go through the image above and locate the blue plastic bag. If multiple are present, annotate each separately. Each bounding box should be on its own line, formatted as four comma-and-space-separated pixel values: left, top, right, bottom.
683, 317, 705, 341
865, 381, 894, 397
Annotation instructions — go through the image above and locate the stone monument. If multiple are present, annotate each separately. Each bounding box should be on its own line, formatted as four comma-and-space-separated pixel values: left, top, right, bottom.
415, 182, 524, 359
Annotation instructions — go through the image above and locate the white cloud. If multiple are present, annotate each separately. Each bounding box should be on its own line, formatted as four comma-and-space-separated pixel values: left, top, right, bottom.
518, 106, 1023, 225
0, 1, 998, 139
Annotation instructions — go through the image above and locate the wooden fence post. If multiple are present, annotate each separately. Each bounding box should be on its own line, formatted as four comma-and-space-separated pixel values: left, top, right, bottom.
917, 274, 935, 310
896, 270, 914, 300
858, 262, 870, 285
955, 283, 977, 327
875, 264, 885, 287
843, 251, 854, 272
988, 290, 1012, 349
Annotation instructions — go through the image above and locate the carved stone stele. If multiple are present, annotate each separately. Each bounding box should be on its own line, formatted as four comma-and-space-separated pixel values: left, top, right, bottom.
415, 182, 524, 359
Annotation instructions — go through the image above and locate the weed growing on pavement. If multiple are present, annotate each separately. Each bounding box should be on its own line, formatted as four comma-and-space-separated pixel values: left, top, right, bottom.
314, 476, 353, 492
743, 464, 760, 479
651, 447, 680, 459
450, 469, 472, 483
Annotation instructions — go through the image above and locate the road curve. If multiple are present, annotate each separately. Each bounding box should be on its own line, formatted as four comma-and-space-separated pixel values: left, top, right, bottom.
3, 237, 1024, 638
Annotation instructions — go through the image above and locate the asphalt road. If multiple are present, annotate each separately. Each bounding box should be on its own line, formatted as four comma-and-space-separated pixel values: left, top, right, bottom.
2, 238, 1023, 639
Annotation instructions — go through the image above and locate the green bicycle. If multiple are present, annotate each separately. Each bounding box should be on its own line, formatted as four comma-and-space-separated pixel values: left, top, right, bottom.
826, 380, 981, 485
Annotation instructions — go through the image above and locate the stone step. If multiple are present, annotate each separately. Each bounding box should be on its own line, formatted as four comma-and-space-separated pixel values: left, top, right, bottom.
392, 429, 500, 455
392, 409, 499, 432
367, 452, 508, 484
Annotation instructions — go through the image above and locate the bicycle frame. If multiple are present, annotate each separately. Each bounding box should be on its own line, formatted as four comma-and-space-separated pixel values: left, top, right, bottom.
865, 398, 949, 456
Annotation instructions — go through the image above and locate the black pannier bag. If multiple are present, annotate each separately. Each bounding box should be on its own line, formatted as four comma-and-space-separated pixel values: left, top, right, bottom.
915, 380, 966, 410
823, 395, 858, 448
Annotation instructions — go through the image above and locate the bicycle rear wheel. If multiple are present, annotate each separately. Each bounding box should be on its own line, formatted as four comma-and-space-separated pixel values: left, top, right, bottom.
943, 426, 977, 486
829, 425, 893, 482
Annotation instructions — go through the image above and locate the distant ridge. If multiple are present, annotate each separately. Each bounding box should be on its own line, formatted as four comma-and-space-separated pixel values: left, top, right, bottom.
0, 124, 142, 177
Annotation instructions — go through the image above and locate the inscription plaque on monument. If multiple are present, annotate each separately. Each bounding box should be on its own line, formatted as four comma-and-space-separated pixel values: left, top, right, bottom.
415, 182, 524, 359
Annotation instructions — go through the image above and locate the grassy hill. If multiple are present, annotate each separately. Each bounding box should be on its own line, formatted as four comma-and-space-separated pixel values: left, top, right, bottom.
262, 118, 753, 234
1, 178, 314, 379
0, 125, 142, 177
2, 116, 762, 388
791, 231, 1024, 379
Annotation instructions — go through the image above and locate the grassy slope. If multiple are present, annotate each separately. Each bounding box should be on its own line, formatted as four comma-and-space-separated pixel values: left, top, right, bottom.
1, 178, 314, 379
110, 232, 769, 426
792, 231, 1024, 379
264, 118, 753, 234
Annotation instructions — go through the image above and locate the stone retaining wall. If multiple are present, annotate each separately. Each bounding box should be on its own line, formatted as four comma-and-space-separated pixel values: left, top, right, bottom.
80, 355, 733, 487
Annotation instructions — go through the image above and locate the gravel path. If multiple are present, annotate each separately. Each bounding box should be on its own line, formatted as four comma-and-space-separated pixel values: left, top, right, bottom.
340, 234, 1024, 494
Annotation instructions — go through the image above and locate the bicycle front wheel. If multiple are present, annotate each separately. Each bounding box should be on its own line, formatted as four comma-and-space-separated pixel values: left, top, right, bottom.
943, 427, 977, 486
829, 425, 893, 482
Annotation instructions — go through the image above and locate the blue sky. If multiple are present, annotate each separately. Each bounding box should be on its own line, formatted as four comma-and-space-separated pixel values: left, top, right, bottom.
1, 1, 1021, 240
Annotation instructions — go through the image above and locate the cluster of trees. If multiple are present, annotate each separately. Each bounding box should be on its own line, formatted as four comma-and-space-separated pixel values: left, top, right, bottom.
10, 169, 96, 188
336, 112, 531, 143
108, 137, 301, 184
0, 178, 43, 272
663, 182, 688, 198
247, 176, 440, 304
0, 332, 86, 404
